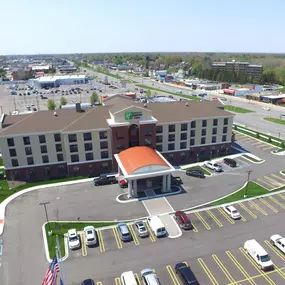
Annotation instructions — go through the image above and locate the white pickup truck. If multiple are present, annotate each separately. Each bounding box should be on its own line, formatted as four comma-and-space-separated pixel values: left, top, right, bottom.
270, 234, 285, 253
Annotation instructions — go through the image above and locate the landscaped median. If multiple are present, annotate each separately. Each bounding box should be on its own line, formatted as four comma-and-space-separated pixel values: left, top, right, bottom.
224, 105, 254, 114
264, 117, 285, 126
242, 154, 264, 163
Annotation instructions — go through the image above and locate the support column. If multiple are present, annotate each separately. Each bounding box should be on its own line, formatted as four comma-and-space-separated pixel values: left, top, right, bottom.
167, 174, 171, 192
133, 180, 138, 198
162, 175, 167, 193
128, 180, 132, 198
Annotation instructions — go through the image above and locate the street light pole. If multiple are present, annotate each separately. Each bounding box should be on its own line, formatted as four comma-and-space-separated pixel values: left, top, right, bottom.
244, 170, 253, 198
39, 201, 52, 234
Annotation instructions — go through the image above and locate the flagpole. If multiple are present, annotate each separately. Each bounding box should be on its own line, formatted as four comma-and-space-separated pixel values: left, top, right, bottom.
56, 235, 66, 285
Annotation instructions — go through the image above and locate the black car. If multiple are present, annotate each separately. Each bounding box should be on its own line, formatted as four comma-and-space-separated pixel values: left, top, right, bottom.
223, 158, 237, 168
93, 175, 118, 186
186, 170, 205, 178
175, 263, 199, 285
81, 279, 94, 285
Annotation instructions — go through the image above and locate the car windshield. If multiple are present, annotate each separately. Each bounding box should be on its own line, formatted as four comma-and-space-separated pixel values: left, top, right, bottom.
122, 232, 129, 237
87, 238, 95, 241
261, 255, 270, 262
214, 163, 219, 167
87, 230, 93, 234
140, 226, 146, 232
232, 210, 239, 214
69, 236, 78, 242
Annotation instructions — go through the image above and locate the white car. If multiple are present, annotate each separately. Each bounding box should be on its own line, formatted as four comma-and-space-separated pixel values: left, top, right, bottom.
223, 206, 241, 219
270, 234, 285, 254
134, 221, 149, 237
68, 229, 80, 250
204, 161, 223, 172
84, 226, 97, 246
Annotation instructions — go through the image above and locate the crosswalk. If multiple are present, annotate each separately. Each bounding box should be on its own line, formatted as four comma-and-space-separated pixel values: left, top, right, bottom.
255, 172, 285, 190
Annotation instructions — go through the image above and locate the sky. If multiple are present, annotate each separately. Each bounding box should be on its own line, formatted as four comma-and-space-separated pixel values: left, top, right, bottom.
1, 0, 285, 55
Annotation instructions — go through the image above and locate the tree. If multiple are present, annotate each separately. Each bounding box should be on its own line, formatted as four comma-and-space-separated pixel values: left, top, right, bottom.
60, 96, 67, 106
146, 89, 152, 97
90, 91, 98, 104
47, 99, 56, 110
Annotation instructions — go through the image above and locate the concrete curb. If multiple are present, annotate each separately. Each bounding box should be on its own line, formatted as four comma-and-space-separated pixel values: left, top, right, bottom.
167, 215, 183, 239
241, 154, 264, 164
280, 171, 285, 177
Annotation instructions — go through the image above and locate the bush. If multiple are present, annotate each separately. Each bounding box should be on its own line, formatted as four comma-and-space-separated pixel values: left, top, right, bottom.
256, 133, 259, 138
268, 137, 272, 143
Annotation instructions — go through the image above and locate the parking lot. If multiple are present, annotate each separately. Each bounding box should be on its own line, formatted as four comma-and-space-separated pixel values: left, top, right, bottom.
255, 172, 285, 190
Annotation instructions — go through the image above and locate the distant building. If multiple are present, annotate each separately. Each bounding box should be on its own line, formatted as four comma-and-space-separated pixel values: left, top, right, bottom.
212, 61, 263, 78
58, 65, 77, 74
31, 65, 51, 72
12, 69, 33, 81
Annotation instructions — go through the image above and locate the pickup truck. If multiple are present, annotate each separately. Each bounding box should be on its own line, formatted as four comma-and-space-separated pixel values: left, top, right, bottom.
270, 234, 285, 253
93, 175, 118, 186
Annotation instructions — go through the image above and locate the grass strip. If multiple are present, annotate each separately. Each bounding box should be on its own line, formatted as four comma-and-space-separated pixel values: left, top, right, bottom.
264, 117, 285, 126
0, 157, 3, 166
185, 166, 211, 176
242, 154, 263, 163
224, 105, 254, 113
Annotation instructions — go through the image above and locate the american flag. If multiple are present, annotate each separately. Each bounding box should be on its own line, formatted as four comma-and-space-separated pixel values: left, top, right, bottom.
42, 256, 60, 285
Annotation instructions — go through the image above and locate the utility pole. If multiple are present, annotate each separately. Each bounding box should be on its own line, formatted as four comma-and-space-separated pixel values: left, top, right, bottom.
244, 170, 253, 198
36, 95, 40, 111
39, 201, 52, 235
0, 106, 3, 115
13, 98, 17, 111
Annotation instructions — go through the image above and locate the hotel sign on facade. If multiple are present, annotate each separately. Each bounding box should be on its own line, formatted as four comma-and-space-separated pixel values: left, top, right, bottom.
125, 111, 143, 120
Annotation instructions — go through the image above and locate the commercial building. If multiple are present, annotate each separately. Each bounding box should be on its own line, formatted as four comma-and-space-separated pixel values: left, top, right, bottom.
0, 96, 234, 195
11, 69, 33, 81
58, 65, 77, 73
212, 61, 263, 78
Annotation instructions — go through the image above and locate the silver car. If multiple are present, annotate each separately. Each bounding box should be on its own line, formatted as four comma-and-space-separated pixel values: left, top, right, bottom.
134, 221, 148, 238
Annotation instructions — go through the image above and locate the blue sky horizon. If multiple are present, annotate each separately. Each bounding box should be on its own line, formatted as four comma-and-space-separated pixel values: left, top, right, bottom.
1, 0, 285, 55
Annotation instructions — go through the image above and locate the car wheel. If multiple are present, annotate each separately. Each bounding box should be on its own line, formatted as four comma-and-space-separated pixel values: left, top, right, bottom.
95, 183, 99, 186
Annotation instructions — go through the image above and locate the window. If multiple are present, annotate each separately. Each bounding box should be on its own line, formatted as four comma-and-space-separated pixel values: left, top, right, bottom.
102, 162, 109, 169
201, 129, 207, 136
156, 136, 163, 143
144, 127, 152, 136
190, 130, 195, 137
85, 143, 93, 151
56, 144, 62, 152
25, 147, 32, 155
168, 124, 175, 132
71, 154, 79, 162
23, 136, 30, 145
180, 142, 187, 149
27, 157, 34, 165
57, 153, 64, 162
222, 135, 227, 142
200, 148, 205, 155
156, 125, 163, 134
83, 132, 92, 141
70, 144, 78, 153
68, 134, 77, 143
11, 159, 18, 167
39, 135, 46, 144
168, 134, 175, 142
201, 137, 206, 144
42, 155, 49, 163
101, 151, 109, 159
41, 145, 47, 154
180, 133, 187, 140
99, 131, 107, 139
213, 119, 218, 126
7, 138, 14, 147
100, 141, 108, 149
212, 127, 217, 135
144, 139, 152, 146
181, 123, 188, 131
224, 118, 228, 125
168, 143, 175, 151
180, 152, 186, 160
191, 121, 196, 128
190, 138, 195, 146
54, 133, 61, 142
156, 145, 162, 152
212, 136, 217, 143
9, 148, 17, 157
168, 154, 174, 161
202, 120, 207, 127
85, 152, 94, 161
223, 126, 228, 134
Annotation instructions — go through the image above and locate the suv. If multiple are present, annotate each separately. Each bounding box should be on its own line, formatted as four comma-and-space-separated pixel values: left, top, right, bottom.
84, 226, 97, 246
174, 211, 192, 230
93, 175, 118, 186
204, 161, 222, 172
68, 229, 80, 250
223, 158, 237, 168
141, 268, 161, 285
175, 263, 199, 284
117, 223, 131, 241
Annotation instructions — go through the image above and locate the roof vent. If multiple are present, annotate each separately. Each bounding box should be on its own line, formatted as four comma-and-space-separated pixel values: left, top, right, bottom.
54, 111, 57, 116
144, 103, 147, 108
185, 102, 189, 106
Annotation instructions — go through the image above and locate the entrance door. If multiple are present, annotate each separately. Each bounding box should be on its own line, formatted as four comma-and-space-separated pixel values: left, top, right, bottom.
129, 124, 139, 147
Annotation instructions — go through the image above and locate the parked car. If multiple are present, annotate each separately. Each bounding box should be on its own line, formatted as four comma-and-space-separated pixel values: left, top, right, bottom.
186, 169, 205, 178
134, 220, 148, 237
223, 158, 237, 168
174, 211, 192, 230
141, 268, 160, 285
93, 175, 117, 186
81, 279, 95, 285
171, 176, 183, 185
68, 229, 80, 250
270, 234, 285, 254
84, 226, 97, 246
119, 179, 128, 188
117, 223, 131, 241
223, 206, 241, 219
204, 161, 223, 172
175, 263, 199, 285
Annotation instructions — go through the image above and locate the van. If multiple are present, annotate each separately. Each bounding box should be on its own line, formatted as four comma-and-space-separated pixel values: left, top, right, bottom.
244, 239, 274, 270
175, 263, 199, 284
121, 271, 138, 285
147, 216, 167, 237
140, 268, 161, 285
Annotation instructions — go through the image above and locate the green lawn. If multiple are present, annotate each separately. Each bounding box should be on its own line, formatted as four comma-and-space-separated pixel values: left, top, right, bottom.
45, 221, 118, 259
185, 166, 211, 176
0, 157, 3, 166
264, 117, 285, 126
282, 171, 285, 175
242, 154, 263, 163
224, 105, 254, 113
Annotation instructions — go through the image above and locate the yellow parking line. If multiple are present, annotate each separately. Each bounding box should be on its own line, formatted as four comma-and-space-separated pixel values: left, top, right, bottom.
80, 233, 87, 257
271, 174, 285, 183
278, 193, 285, 201
239, 247, 276, 285
145, 222, 156, 242
238, 203, 257, 219
128, 225, 139, 245
264, 176, 283, 187
191, 221, 198, 233
252, 141, 265, 146
97, 230, 105, 252
212, 254, 236, 284
206, 210, 223, 228
264, 240, 285, 262
112, 228, 123, 249
256, 178, 275, 188
218, 208, 235, 224
248, 200, 268, 216
195, 212, 211, 230
96, 282, 102, 285
197, 258, 219, 285
262, 145, 275, 150
135, 273, 142, 285
183, 261, 189, 266
115, 277, 122, 285
269, 196, 285, 210
166, 265, 180, 285
226, 251, 256, 285
259, 198, 278, 213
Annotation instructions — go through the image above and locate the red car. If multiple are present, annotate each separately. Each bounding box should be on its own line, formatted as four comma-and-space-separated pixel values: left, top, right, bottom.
174, 211, 192, 230
119, 179, 128, 188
